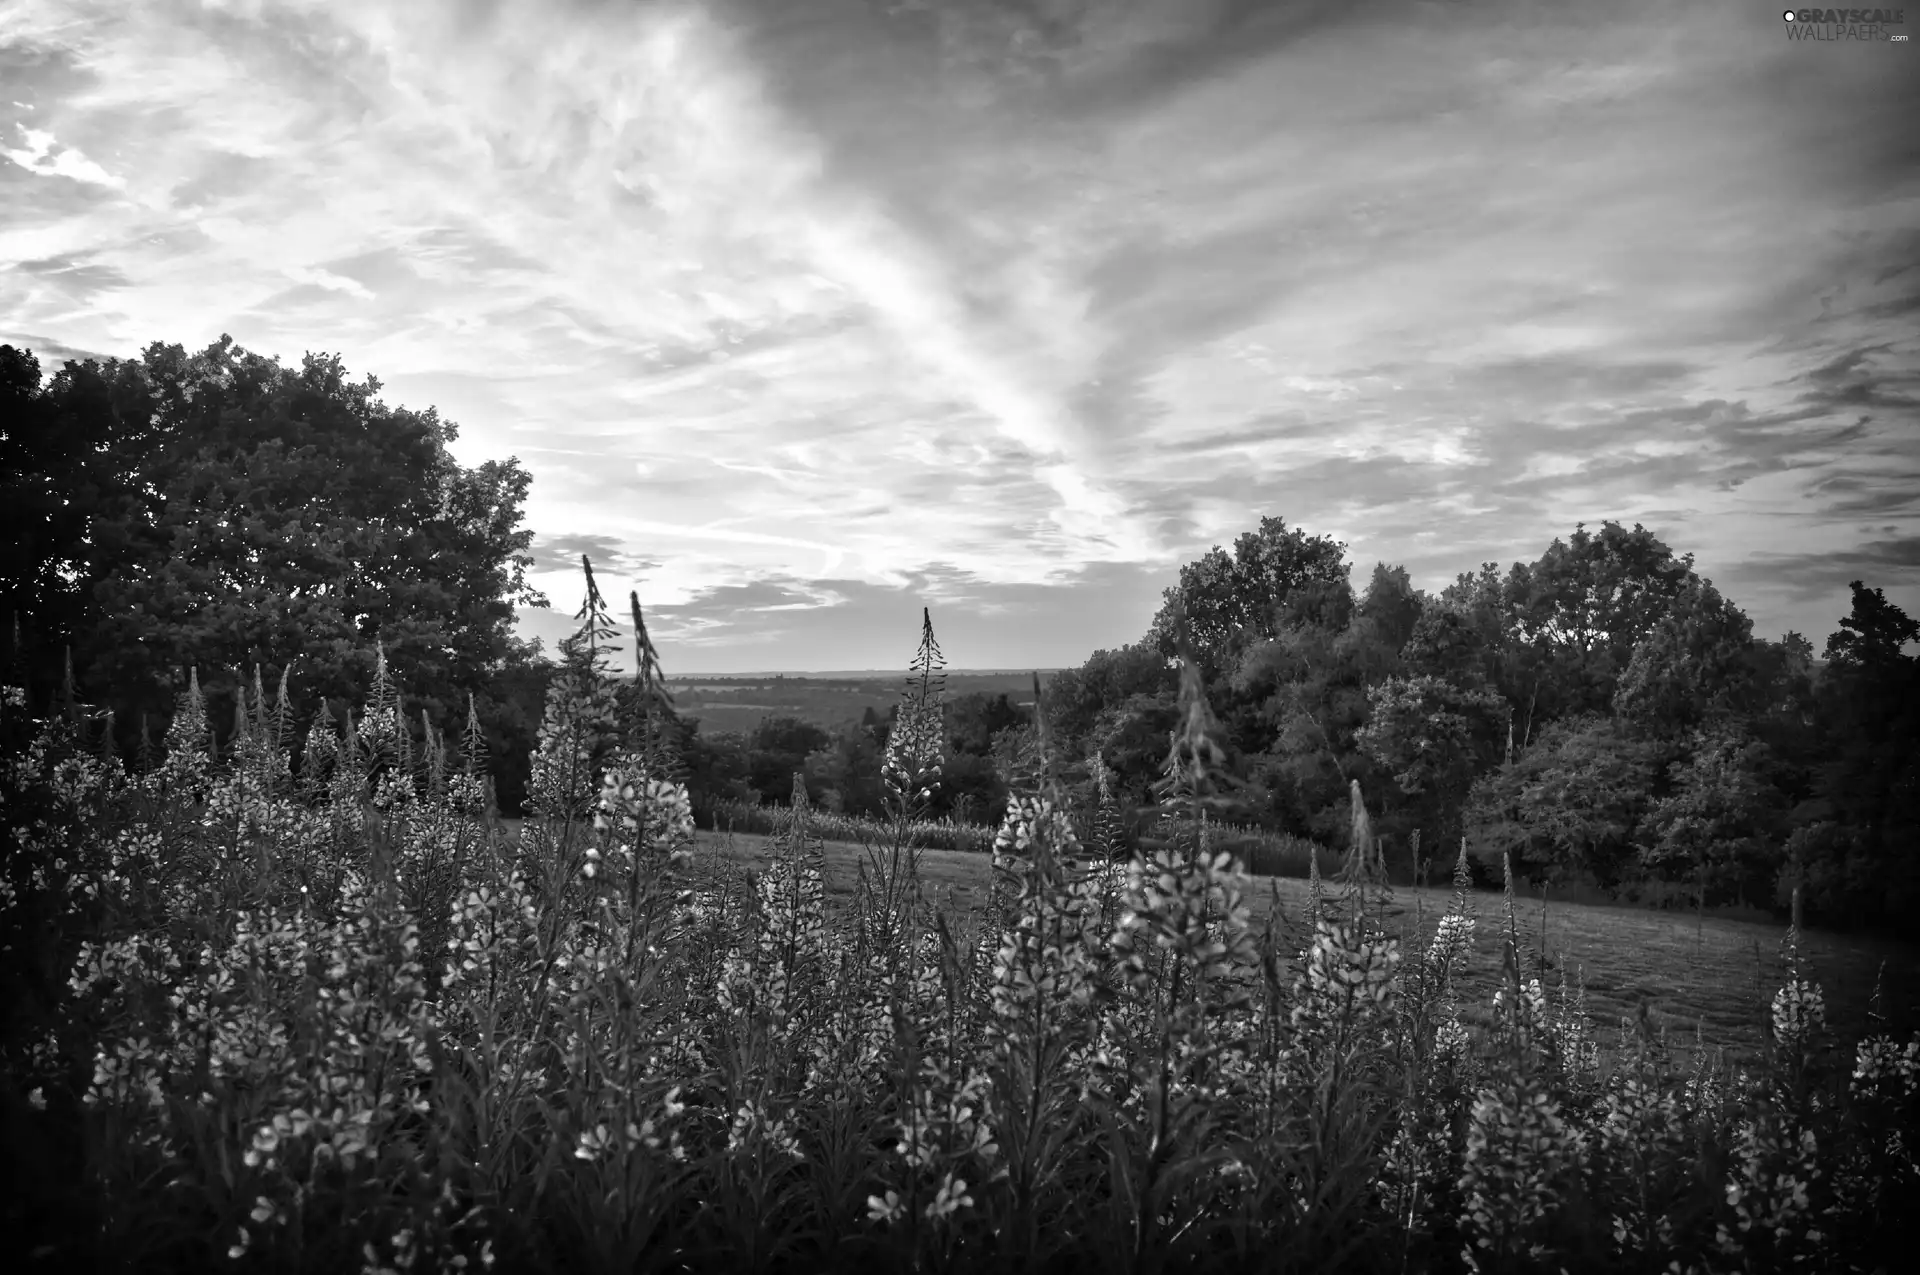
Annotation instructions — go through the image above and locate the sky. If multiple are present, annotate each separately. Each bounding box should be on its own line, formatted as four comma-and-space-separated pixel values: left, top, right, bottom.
2, 0, 1916, 676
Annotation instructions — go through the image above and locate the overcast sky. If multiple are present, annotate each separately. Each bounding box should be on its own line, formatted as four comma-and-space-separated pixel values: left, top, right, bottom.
3, 0, 1916, 675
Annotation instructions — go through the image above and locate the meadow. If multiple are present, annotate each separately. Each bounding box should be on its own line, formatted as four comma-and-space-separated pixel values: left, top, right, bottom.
1, 592, 1915, 1275
512, 817, 1919, 1072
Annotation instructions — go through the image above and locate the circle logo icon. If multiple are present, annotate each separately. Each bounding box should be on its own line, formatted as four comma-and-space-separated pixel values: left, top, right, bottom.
1783, 9, 1796, 18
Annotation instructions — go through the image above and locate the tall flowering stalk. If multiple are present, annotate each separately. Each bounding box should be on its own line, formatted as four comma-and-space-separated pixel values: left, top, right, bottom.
865, 900, 1002, 1271
1840, 965, 1920, 1245
969, 675, 1106, 1266
1457, 850, 1580, 1271
1092, 597, 1260, 1273
840, 620, 958, 1262
862, 606, 948, 970
881, 607, 947, 825
524, 557, 628, 849
496, 566, 704, 1267
1376, 837, 1478, 1259
1769, 906, 1826, 1109
1706, 909, 1837, 1270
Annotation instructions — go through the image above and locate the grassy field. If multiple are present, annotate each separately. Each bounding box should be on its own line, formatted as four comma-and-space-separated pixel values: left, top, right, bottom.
498, 816, 1920, 1068
20, 706, 1915, 1271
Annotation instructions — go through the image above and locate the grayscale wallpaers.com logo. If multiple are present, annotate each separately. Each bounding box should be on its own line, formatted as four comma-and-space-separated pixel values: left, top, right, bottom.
1782, 8, 1909, 39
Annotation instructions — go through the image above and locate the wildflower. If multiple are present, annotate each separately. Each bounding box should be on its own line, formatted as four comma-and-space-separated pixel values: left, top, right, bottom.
925, 1172, 974, 1222
867, 1189, 905, 1225
1717, 1116, 1823, 1263
1685, 1064, 1724, 1121
575, 1123, 615, 1162
1293, 917, 1401, 1029
1491, 976, 1550, 1056
1852, 1033, 1920, 1103
594, 768, 695, 847
1427, 911, 1475, 976
1771, 977, 1826, 1054
727, 1100, 804, 1160
1434, 1016, 1472, 1068
1595, 1076, 1688, 1256
1459, 1079, 1580, 1270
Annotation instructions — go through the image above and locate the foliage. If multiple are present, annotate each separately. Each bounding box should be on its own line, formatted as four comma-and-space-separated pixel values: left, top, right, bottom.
1140, 515, 1349, 676
1824, 579, 1920, 670
1638, 727, 1789, 909
1462, 715, 1656, 888
1355, 674, 1509, 846
460, 515, 1917, 939
1041, 643, 1176, 751
1347, 562, 1427, 684
1802, 582, 1920, 926
1502, 521, 1699, 726
1402, 605, 1503, 693
4, 589, 1917, 1275
1220, 588, 1380, 848
0, 336, 552, 818
1612, 575, 1756, 739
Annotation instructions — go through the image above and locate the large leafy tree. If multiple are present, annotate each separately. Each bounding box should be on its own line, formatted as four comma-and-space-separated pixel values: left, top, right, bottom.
1824, 579, 1920, 670
1346, 561, 1425, 684
1142, 515, 1349, 674
1463, 714, 1656, 887
1612, 575, 1756, 739
1503, 521, 1699, 728
1402, 603, 1504, 693
1, 346, 158, 708
1637, 726, 1788, 908
1225, 599, 1376, 844
2, 336, 550, 784
1354, 672, 1509, 848
1806, 581, 1920, 924
1042, 643, 1175, 752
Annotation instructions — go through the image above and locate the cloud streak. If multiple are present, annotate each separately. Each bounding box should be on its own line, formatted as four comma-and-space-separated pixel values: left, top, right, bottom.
2, 0, 1915, 672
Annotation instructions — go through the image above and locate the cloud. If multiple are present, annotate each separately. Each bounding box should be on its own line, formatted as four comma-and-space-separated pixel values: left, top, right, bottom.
2, 124, 124, 187
8, 251, 130, 301
279, 264, 374, 299
1734, 536, 1920, 611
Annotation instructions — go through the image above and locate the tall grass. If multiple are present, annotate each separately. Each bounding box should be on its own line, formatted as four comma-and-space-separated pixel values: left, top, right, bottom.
1, 565, 1914, 1274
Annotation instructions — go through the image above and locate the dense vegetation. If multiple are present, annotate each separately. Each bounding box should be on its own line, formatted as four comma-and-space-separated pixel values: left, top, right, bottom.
5, 336, 1915, 941
1, 557, 1914, 1273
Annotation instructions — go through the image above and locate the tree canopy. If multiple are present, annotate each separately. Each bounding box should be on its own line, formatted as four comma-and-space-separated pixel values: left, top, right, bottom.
1141, 516, 1349, 674
2, 336, 552, 799
1039, 513, 1913, 930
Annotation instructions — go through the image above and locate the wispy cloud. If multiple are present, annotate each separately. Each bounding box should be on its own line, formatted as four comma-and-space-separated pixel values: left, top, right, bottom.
3, 0, 1915, 672
3, 123, 124, 187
